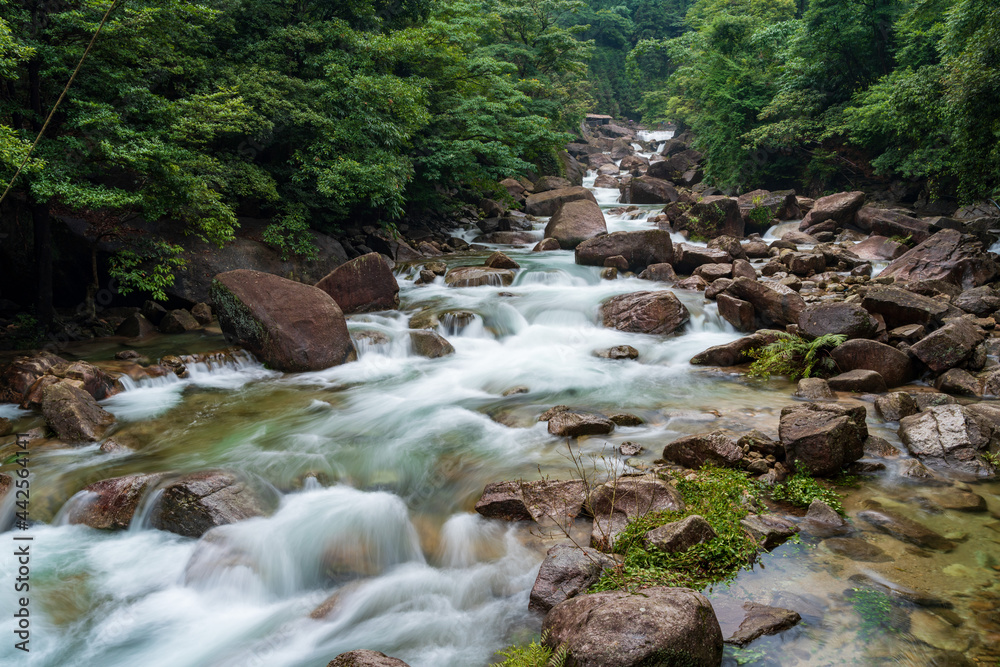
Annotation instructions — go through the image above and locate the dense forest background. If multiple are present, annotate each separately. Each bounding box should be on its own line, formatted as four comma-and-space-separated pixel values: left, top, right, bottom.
0, 0, 998, 317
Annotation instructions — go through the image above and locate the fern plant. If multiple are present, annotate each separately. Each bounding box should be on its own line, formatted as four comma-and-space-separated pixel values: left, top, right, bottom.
747, 333, 847, 381
491, 631, 568, 667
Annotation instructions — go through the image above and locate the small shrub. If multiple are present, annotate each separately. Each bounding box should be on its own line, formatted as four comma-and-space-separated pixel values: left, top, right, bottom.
747, 333, 847, 381
491, 631, 568, 667
767, 473, 844, 515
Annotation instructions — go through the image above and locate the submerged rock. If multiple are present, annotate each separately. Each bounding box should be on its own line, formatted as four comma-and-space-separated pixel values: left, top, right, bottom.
857, 507, 955, 551
542, 587, 723, 667
823, 537, 891, 562
712, 597, 801, 647
740, 513, 799, 550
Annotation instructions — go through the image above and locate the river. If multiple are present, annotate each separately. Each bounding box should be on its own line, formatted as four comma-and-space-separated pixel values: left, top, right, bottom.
0, 141, 997, 667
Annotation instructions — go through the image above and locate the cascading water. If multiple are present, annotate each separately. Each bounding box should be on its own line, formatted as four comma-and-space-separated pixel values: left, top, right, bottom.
2, 133, 999, 667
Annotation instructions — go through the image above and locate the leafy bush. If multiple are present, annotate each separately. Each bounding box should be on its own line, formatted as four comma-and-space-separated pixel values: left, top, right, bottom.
767, 473, 844, 515
592, 467, 762, 592
491, 631, 568, 667
747, 333, 847, 381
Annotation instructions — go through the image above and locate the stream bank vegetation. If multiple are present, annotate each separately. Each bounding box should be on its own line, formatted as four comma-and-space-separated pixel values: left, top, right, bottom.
746, 333, 847, 381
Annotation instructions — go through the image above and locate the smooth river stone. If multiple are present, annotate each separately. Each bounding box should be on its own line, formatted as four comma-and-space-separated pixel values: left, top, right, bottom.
823, 537, 892, 562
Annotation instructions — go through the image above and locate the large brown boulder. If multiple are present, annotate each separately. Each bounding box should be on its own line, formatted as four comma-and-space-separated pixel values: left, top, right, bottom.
879, 229, 998, 288
575, 230, 673, 270
856, 207, 933, 244
211, 269, 357, 372
326, 650, 410, 667
534, 175, 573, 192
66, 473, 166, 530
474, 479, 588, 524
898, 405, 998, 477
909, 318, 985, 372
524, 186, 597, 217
315, 252, 400, 314
601, 291, 690, 335
544, 199, 608, 249
0, 351, 66, 403
726, 277, 805, 329
41, 380, 115, 442
590, 475, 684, 550
542, 587, 723, 667
850, 235, 907, 261
151, 470, 276, 538
798, 303, 878, 340
829, 339, 914, 388
737, 189, 800, 225
673, 244, 731, 274
779, 403, 868, 476
689, 331, 784, 366
674, 196, 744, 239
860, 286, 950, 329
662, 431, 744, 469
622, 176, 680, 204
529, 544, 618, 614
158, 309, 201, 333
800, 191, 865, 231
548, 411, 615, 437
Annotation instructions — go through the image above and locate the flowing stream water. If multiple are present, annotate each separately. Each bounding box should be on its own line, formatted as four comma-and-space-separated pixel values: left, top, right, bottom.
0, 142, 998, 667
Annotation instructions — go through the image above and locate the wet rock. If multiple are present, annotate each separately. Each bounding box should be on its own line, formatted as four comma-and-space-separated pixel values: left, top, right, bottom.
115, 312, 157, 338
529, 544, 618, 614
66, 473, 165, 530
675, 275, 708, 291
911, 392, 957, 410
802, 499, 849, 537
779, 403, 868, 476
542, 587, 723, 667
151, 471, 275, 538
623, 175, 681, 205
600, 267, 618, 280
861, 286, 951, 329
544, 199, 608, 249
827, 369, 888, 394
595, 345, 639, 360
794, 378, 835, 400
799, 191, 865, 232
874, 392, 919, 421
609, 413, 643, 427
864, 435, 900, 458
675, 196, 744, 239
160, 355, 188, 378
823, 537, 891, 562
673, 244, 731, 274
314, 252, 400, 314
41, 380, 115, 442
712, 597, 801, 647
212, 269, 356, 372
798, 303, 878, 340
911, 318, 985, 372
409, 330, 455, 358
604, 255, 629, 272
693, 263, 733, 282
326, 650, 410, 667
590, 475, 685, 550
532, 237, 561, 252
923, 489, 987, 512
953, 286, 1000, 316
689, 330, 784, 367
575, 230, 673, 270
934, 368, 981, 396
0, 351, 67, 403
662, 431, 743, 469
644, 515, 716, 553
619, 442, 642, 456
741, 513, 798, 550
600, 290, 690, 335
524, 186, 597, 217
851, 235, 907, 261
705, 278, 734, 299
637, 263, 677, 282
538, 405, 571, 421
898, 405, 997, 477
443, 266, 515, 287
483, 251, 520, 270
548, 411, 615, 437
717, 294, 755, 331
159, 309, 201, 333
879, 229, 998, 288
474, 479, 588, 524
857, 508, 955, 551
829, 339, 915, 388
726, 277, 806, 329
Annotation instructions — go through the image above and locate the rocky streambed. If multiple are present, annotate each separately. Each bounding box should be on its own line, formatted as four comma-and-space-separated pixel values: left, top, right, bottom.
1, 130, 999, 667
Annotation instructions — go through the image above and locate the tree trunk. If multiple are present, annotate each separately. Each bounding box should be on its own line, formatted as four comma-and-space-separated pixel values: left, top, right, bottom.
32, 199, 53, 325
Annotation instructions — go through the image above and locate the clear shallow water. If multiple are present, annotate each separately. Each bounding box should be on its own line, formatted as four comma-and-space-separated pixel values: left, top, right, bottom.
1, 157, 999, 667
